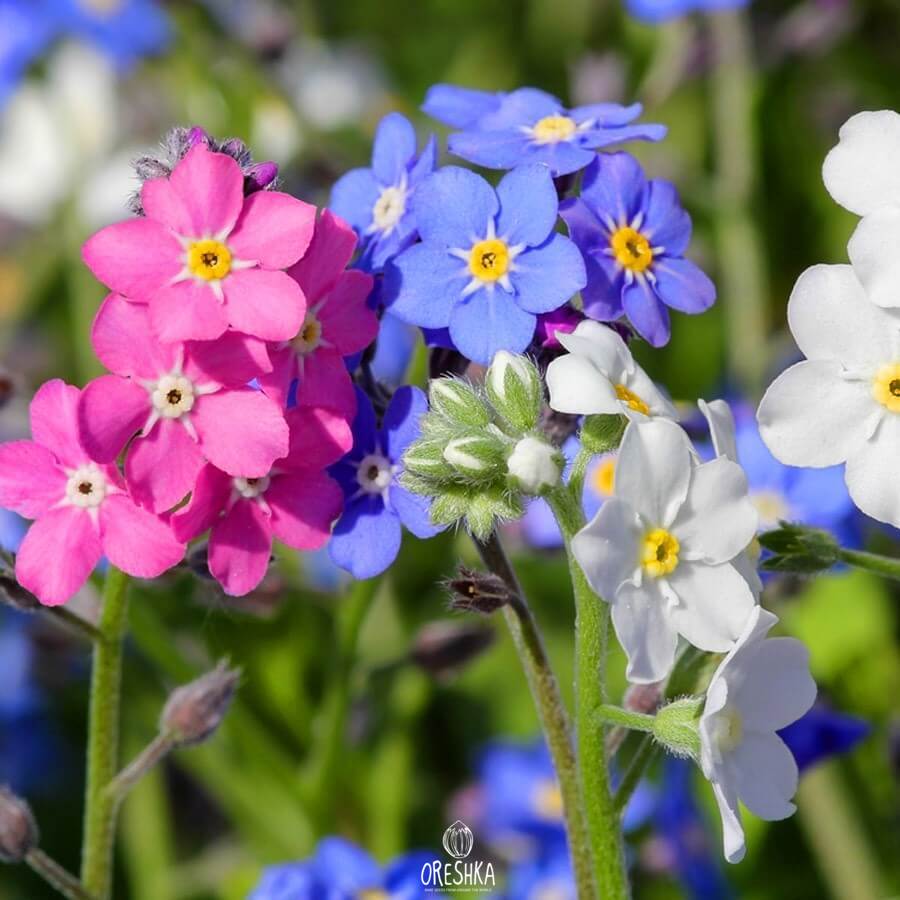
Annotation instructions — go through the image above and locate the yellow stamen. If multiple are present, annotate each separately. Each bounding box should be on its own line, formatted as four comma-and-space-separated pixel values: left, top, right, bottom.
641, 528, 679, 577
591, 457, 616, 497
614, 383, 650, 416
532, 115, 577, 144
187, 239, 232, 281
533, 780, 564, 820
610, 226, 654, 273
872, 363, 900, 412
469, 238, 510, 282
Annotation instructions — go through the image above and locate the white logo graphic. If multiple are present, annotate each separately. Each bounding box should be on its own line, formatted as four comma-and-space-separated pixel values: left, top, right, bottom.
421, 820, 495, 893
442, 820, 474, 859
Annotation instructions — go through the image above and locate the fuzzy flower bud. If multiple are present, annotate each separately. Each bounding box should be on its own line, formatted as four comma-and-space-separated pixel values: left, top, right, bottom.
447, 566, 514, 615
485, 351, 543, 434
580, 413, 627, 454
429, 379, 490, 428
506, 436, 563, 496
652, 697, 703, 760
403, 440, 453, 480
161, 662, 240, 749
443, 433, 508, 481
0, 787, 38, 864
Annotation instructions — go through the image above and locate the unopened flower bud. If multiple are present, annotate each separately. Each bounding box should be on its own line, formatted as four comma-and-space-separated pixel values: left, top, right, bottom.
0, 787, 38, 863
161, 662, 240, 748
652, 697, 703, 760
486, 351, 543, 433
506, 436, 563, 495
758, 523, 840, 575
447, 567, 514, 615
245, 161, 279, 192
581, 413, 627, 454
410, 621, 495, 678
429, 378, 490, 428
403, 441, 452, 480
443, 433, 508, 481
624, 682, 664, 716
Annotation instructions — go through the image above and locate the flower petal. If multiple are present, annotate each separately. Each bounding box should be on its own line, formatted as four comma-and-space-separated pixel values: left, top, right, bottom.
317, 270, 378, 355
382, 385, 428, 462
222, 269, 305, 342
412, 166, 499, 248
184, 331, 271, 385
0, 441, 66, 518
699, 398, 738, 462
208, 500, 273, 596
99, 494, 184, 577
283, 406, 354, 470
289, 209, 359, 302
711, 777, 745, 864
140, 175, 193, 235
267, 472, 343, 551
421, 84, 502, 129
652, 257, 716, 314
328, 168, 380, 233
228, 191, 317, 269
509, 234, 587, 314
170, 464, 232, 542
387, 485, 440, 539
168, 144, 244, 237
546, 354, 621, 416
449, 287, 536, 365
622, 278, 671, 347
329, 496, 402, 580
78, 374, 149, 463
295, 350, 357, 420
383, 244, 467, 329
91, 294, 174, 379
580, 152, 646, 226
642, 180, 691, 256
125, 420, 205, 513
371, 112, 417, 185
845, 412, 900, 526
847, 206, 900, 309
573, 498, 643, 601
148, 280, 229, 343
611, 580, 680, 684
30, 379, 85, 468
732, 733, 798, 821
495, 164, 559, 247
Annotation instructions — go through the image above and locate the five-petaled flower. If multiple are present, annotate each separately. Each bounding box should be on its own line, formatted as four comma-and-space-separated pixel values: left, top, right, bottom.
0, 380, 184, 606
561, 152, 715, 347
385, 164, 586, 365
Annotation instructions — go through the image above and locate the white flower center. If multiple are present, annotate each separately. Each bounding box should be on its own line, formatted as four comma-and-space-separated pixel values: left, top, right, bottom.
151, 374, 196, 419
372, 185, 407, 233
710, 704, 744, 757
233, 476, 271, 499
293, 310, 324, 354
65, 464, 108, 509
356, 453, 393, 494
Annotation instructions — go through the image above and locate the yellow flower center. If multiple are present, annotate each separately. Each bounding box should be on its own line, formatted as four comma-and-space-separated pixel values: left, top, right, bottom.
641, 528, 680, 577
469, 238, 510, 282
614, 383, 650, 416
872, 363, 900, 412
610, 226, 654, 273
532, 114, 578, 144
293, 311, 323, 354
187, 239, 232, 281
591, 457, 616, 497
533, 780, 564, 820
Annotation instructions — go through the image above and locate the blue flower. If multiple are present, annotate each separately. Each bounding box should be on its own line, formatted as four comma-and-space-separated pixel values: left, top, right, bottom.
370, 312, 419, 389
330, 112, 438, 272
0, 1, 54, 108
385, 165, 586, 365
626, 0, 748, 24
778, 705, 870, 774
505, 844, 576, 900
423, 85, 666, 177
561, 151, 715, 346
328, 386, 441, 580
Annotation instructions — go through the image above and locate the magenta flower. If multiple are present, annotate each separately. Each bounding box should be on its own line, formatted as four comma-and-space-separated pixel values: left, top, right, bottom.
78, 294, 289, 513
82, 143, 317, 344
259, 211, 378, 418
0, 380, 185, 606
171, 406, 352, 596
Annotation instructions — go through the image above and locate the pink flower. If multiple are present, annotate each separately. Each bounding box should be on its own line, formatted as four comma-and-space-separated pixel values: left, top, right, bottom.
78, 294, 289, 513
82, 144, 317, 344
0, 380, 185, 606
171, 406, 352, 596
259, 211, 378, 418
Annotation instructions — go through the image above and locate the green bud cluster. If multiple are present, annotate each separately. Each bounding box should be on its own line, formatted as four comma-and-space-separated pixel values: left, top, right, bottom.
757, 522, 840, 574
652, 696, 703, 760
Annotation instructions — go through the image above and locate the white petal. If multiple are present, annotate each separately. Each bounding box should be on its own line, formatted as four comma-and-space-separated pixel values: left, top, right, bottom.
733, 637, 817, 732
848, 207, 900, 309
558, 320, 631, 380
822, 110, 900, 216
711, 776, 746, 864
667, 560, 757, 652
787, 264, 899, 366
732, 732, 798, 821
673, 457, 758, 564
845, 413, 900, 526
757, 360, 879, 467
546, 354, 620, 415
572, 498, 642, 600
610, 581, 680, 684
732, 549, 763, 600
616, 418, 692, 526
698, 398, 738, 461
624, 364, 678, 420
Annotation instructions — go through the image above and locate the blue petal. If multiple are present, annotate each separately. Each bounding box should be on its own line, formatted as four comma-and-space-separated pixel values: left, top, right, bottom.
371, 112, 417, 185
560, 197, 608, 250
642, 180, 692, 255
312, 838, 381, 890
329, 167, 380, 233
248, 862, 318, 900
581, 122, 668, 149
478, 87, 562, 129
652, 257, 716, 313
329, 496, 402, 579
496, 164, 559, 247
388, 484, 442, 538
449, 287, 536, 364
522, 498, 564, 548
412, 166, 498, 248
510, 234, 587, 314
581, 152, 647, 227
382, 385, 429, 461
383, 244, 468, 329
361, 223, 417, 273
348, 386, 379, 458
408, 133, 438, 184
570, 102, 643, 127
622, 277, 671, 346
421, 83, 503, 129
370, 312, 419, 388
385, 851, 439, 896
448, 129, 534, 171
583, 254, 626, 321
778, 706, 870, 773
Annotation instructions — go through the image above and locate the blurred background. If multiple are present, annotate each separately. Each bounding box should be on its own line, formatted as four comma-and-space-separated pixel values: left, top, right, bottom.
1, 0, 899, 897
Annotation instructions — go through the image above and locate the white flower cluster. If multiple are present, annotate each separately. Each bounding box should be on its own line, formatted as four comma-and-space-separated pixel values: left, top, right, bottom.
546, 320, 817, 863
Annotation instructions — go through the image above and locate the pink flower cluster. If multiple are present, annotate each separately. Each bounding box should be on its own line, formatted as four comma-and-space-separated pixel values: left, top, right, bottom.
0, 143, 377, 604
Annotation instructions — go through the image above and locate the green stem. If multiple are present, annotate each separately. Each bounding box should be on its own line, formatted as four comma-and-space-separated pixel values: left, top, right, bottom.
838, 548, 900, 582
547, 488, 629, 899
567, 446, 593, 505
596, 705, 656, 733
26, 849, 97, 900
475, 530, 597, 900
613, 735, 657, 814
80, 566, 130, 900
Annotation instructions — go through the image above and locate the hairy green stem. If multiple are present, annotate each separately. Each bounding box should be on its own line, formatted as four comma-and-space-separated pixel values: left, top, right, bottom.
547, 488, 629, 899
26, 849, 97, 900
475, 530, 597, 900
80, 566, 130, 900
567, 446, 593, 504
838, 548, 900, 582
596, 704, 656, 733
105, 733, 176, 811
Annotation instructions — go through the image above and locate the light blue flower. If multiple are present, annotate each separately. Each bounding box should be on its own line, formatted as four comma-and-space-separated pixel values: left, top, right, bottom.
0, 1, 53, 108
778, 704, 870, 773
626, 0, 748, 24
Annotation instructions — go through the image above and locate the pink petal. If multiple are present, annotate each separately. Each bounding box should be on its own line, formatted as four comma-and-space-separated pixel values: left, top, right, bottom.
82, 218, 183, 300
0, 441, 66, 518
168, 144, 244, 237
125, 420, 205, 513
78, 375, 149, 463
266, 471, 343, 550
30, 380, 87, 468
222, 269, 305, 342
99, 494, 185, 577
256, 344, 298, 409
295, 349, 356, 420
16, 506, 102, 606
193, 388, 288, 477
317, 270, 377, 355
91, 294, 174, 379
283, 406, 354, 470
228, 191, 317, 269
148, 280, 229, 343
170, 463, 232, 542
208, 500, 273, 596
288, 209, 358, 302
140, 176, 194, 235
184, 331, 271, 386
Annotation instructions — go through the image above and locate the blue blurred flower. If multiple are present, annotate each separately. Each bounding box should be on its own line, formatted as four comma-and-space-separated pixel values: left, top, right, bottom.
370, 312, 419, 389
330, 112, 438, 272
505, 844, 576, 900
0, 1, 53, 107
626, 0, 748, 24
778, 705, 870, 773
561, 152, 715, 347
329, 386, 441, 580
423, 85, 666, 177
385, 165, 586, 364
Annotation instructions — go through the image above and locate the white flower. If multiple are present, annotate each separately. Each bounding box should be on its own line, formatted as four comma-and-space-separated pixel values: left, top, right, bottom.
822, 110, 900, 309
507, 436, 562, 495
546, 321, 677, 422
699, 606, 816, 863
572, 418, 758, 683
757, 264, 900, 526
